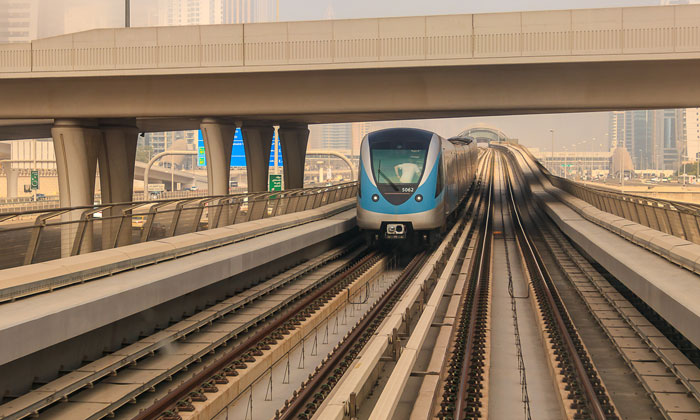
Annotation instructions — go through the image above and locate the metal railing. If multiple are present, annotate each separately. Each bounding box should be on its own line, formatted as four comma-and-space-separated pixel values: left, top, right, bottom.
0, 191, 221, 215
0, 182, 357, 270
541, 169, 700, 245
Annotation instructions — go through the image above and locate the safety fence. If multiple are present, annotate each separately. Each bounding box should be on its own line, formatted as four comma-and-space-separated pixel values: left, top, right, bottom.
0, 182, 357, 270
0, 191, 215, 214
544, 173, 700, 245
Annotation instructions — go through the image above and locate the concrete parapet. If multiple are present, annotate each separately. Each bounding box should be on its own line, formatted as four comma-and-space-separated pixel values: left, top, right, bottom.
0, 202, 357, 366
0, 198, 355, 304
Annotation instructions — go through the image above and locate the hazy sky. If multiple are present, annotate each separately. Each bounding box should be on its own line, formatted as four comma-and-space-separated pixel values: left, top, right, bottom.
47, 0, 660, 31
34, 0, 667, 150
281, 0, 658, 21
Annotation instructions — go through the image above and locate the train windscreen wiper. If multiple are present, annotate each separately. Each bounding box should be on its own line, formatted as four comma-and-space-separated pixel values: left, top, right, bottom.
378, 161, 399, 191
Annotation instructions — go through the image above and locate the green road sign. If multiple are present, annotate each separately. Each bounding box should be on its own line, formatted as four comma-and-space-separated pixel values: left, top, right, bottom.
269, 174, 282, 192
560, 164, 573, 167
30, 170, 39, 190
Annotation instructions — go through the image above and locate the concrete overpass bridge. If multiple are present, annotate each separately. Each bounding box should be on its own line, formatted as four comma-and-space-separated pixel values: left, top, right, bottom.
1, 4, 700, 214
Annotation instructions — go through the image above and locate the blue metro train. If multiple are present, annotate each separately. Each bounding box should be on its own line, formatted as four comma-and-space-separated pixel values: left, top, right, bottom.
357, 128, 478, 242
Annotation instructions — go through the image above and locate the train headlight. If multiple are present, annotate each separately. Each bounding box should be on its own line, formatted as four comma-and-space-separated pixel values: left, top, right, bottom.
415, 194, 423, 202
371, 194, 379, 202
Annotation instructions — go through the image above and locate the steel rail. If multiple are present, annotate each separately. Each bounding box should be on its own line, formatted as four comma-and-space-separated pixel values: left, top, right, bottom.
0, 244, 362, 420
454, 151, 494, 420
504, 153, 608, 420
133, 250, 380, 420
366, 153, 488, 420
277, 251, 428, 420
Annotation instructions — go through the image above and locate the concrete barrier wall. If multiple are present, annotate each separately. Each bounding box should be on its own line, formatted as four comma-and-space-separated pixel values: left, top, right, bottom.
547, 175, 700, 246
511, 145, 700, 275
2, 5, 700, 74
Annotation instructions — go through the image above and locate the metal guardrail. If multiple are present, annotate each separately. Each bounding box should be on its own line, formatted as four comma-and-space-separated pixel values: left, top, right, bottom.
0, 182, 357, 270
0, 192, 216, 214
541, 171, 700, 245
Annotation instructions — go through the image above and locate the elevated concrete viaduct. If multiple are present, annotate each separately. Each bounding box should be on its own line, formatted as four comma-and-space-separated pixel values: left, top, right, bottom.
1, 4, 700, 238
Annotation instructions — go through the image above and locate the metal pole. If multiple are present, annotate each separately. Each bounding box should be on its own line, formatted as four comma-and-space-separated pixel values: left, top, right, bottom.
171, 154, 174, 193
620, 155, 624, 192
32, 138, 37, 201
588, 145, 591, 179
684, 160, 687, 185
274, 127, 279, 176
125, 0, 130, 28
550, 129, 554, 173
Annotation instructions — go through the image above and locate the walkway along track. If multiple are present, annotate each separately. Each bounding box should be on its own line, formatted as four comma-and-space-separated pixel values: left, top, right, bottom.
500, 153, 616, 420
275, 251, 428, 420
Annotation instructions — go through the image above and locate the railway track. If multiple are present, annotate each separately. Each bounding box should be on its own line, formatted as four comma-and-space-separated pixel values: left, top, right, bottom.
503, 146, 700, 419
0, 241, 381, 420
357, 149, 620, 420
438, 151, 494, 419
432, 150, 617, 420
500, 154, 616, 420
132, 248, 388, 420
7, 146, 700, 420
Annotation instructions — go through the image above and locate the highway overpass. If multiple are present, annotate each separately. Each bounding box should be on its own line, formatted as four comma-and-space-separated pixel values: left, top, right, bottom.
1, 4, 700, 238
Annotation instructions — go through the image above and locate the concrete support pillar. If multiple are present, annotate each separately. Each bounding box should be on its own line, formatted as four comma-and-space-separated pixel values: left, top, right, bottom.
1, 162, 18, 198
98, 123, 138, 248
241, 125, 274, 192
278, 125, 309, 190
52, 119, 101, 257
200, 118, 236, 196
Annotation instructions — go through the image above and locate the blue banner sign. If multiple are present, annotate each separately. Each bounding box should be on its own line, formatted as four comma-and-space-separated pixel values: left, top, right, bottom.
197, 128, 283, 168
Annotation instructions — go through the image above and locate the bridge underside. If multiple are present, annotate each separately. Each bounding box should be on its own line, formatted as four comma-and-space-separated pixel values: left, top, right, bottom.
3, 55, 700, 255
1, 58, 700, 137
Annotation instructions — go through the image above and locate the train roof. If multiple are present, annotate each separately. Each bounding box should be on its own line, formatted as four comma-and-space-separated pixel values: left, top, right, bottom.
367, 127, 438, 139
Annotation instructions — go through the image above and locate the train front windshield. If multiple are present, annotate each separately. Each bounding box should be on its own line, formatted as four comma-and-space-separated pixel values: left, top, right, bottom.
369, 130, 431, 188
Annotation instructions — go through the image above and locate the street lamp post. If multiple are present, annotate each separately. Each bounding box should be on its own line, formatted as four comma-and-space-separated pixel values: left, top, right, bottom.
549, 129, 554, 172
125, 0, 130, 28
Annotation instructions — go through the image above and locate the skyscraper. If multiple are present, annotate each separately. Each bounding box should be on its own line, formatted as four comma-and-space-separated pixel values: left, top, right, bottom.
318, 124, 352, 153
609, 110, 685, 171
655, 109, 683, 171
630, 110, 655, 170
158, 0, 217, 26
221, 0, 277, 24
0, 0, 38, 43
351, 122, 371, 156
608, 112, 625, 150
